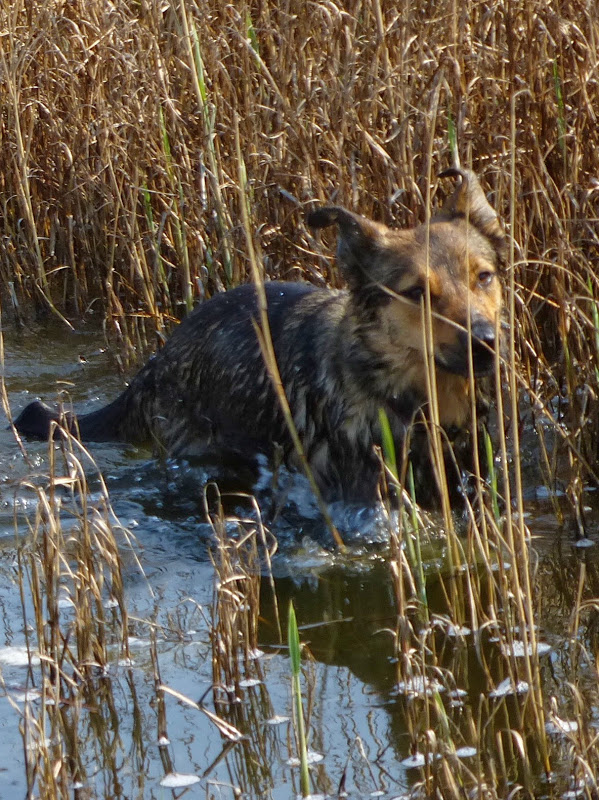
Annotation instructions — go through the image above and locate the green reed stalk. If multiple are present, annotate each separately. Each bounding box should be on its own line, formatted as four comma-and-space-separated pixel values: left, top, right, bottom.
378, 407, 398, 481
484, 428, 500, 523
142, 184, 171, 306
185, 6, 234, 284
588, 277, 599, 385
379, 408, 428, 617
406, 464, 428, 618
552, 59, 568, 177
158, 108, 193, 312
288, 601, 310, 797
245, 10, 259, 54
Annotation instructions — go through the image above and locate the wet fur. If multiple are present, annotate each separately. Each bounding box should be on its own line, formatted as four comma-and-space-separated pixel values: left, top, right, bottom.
14, 170, 505, 506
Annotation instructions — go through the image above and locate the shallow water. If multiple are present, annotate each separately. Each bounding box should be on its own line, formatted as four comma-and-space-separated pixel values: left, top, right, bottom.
2, 323, 599, 798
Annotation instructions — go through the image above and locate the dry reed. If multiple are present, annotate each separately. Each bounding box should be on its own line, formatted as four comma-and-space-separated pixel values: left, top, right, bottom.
5, 426, 140, 798
2, 0, 599, 797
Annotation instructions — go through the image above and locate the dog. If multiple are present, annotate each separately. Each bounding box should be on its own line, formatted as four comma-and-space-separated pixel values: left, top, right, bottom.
13, 168, 505, 507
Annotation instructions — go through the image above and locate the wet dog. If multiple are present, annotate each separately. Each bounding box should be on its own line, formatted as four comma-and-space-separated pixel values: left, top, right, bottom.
14, 169, 505, 506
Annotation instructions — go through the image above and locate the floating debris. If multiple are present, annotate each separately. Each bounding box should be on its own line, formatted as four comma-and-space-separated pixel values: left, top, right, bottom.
574, 538, 594, 549
266, 715, 290, 726
489, 678, 530, 698
455, 746, 477, 758
26, 736, 51, 750
546, 717, 578, 735
239, 678, 262, 688
401, 752, 440, 768
159, 772, 201, 788
9, 689, 42, 703
287, 750, 324, 767
57, 592, 75, 609
0, 645, 40, 667
446, 624, 471, 637
394, 676, 445, 697
546, 699, 579, 735
127, 637, 152, 648
501, 640, 551, 657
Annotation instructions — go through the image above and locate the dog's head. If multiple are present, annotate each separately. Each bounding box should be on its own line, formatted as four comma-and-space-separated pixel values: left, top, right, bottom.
307, 170, 505, 390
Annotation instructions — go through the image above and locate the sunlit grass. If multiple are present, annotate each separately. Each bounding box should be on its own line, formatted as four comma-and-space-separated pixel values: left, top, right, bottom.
1, 0, 599, 796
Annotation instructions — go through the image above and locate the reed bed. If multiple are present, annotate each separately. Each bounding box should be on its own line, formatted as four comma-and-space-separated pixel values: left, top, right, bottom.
2, 0, 599, 797
2, 0, 598, 528
3, 428, 138, 798
1, 0, 596, 358
2, 0, 598, 514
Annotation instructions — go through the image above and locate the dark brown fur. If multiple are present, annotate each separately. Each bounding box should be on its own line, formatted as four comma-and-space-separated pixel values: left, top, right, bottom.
14, 169, 505, 506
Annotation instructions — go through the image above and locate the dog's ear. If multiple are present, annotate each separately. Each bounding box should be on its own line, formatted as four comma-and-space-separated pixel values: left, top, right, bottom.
307, 206, 389, 287
438, 168, 507, 264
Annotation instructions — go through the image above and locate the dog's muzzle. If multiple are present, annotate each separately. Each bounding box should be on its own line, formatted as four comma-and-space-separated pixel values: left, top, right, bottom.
436, 320, 497, 378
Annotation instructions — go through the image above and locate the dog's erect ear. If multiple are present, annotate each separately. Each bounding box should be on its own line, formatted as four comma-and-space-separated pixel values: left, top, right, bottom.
307, 206, 388, 287
438, 168, 507, 264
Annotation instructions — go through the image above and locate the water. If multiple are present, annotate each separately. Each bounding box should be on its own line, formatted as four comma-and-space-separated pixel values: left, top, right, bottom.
1, 323, 599, 798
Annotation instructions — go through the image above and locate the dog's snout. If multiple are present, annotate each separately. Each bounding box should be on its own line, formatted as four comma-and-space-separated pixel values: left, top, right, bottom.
471, 320, 496, 350
438, 318, 498, 377
470, 319, 496, 375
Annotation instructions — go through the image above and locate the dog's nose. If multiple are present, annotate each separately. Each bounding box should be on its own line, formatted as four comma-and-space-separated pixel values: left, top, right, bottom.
470, 320, 496, 374
471, 320, 496, 350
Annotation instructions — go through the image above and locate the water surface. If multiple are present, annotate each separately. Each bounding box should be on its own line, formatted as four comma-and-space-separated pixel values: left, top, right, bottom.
1, 323, 598, 798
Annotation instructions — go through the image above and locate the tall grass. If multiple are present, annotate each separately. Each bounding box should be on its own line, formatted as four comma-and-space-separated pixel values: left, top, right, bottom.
2, 0, 599, 796
3, 426, 141, 798
2, 0, 598, 514
2, 1, 596, 357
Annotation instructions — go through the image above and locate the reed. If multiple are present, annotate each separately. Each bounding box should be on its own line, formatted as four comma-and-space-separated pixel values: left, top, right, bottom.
2, 0, 597, 534
2, 0, 598, 515
2, 0, 599, 796
4, 423, 141, 797
288, 601, 310, 797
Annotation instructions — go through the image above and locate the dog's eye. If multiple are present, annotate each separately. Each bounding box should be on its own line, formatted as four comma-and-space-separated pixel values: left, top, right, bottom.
401, 286, 425, 302
477, 271, 495, 287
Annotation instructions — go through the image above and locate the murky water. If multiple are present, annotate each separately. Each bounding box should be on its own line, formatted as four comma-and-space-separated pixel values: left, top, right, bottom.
1, 323, 599, 798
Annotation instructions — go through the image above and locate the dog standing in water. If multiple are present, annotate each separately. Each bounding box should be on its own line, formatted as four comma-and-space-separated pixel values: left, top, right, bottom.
14, 169, 505, 506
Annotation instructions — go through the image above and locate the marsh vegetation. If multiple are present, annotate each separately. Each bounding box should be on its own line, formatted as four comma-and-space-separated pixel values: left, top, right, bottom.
1, 0, 599, 797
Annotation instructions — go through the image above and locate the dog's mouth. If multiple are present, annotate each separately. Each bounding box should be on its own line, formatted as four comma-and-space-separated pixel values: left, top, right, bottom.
435, 336, 496, 378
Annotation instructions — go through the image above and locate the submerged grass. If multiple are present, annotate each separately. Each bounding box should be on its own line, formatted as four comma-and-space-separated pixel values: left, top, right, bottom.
2, 0, 599, 797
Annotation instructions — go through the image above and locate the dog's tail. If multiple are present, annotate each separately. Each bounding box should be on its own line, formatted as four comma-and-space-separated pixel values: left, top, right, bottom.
13, 393, 130, 442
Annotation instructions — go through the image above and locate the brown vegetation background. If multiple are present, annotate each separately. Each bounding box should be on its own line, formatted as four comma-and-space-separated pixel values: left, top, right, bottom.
1, 0, 598, 435
3, 5, 599, 790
